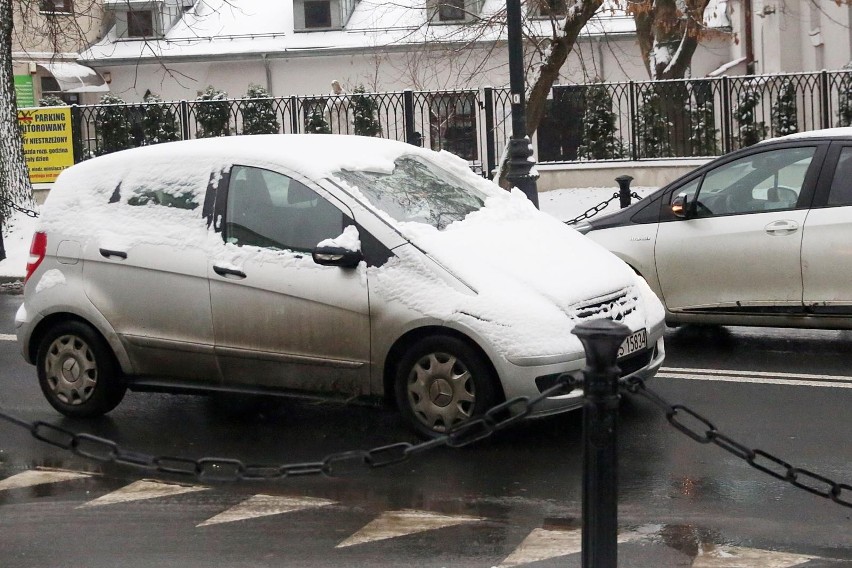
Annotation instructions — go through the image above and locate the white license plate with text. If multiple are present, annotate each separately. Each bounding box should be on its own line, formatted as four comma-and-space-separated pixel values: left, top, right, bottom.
618, 329, 647, 359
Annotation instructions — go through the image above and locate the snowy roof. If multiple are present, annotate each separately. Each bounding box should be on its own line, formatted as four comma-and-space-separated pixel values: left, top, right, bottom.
80, 0, 642, 63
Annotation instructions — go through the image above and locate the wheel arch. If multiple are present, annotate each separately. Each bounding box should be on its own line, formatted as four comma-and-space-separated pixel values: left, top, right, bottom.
381, 326, 506, 408
27, 312, 128, 373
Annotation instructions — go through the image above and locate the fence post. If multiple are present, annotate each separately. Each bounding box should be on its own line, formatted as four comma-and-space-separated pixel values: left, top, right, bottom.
403, 89, 418, 146
180, 100, 191, 140
721, 76, 733, 153
290, 95, 300, 134
628, 81, 638, 161
70, 104, 84, 163
0, 215, 5, 262
572, 319, 630, 568
820, 70, 831, 130
483, 87, 497, 178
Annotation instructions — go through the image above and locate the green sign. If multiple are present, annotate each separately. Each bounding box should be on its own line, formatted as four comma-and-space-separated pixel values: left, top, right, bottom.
14, 75, 35, 108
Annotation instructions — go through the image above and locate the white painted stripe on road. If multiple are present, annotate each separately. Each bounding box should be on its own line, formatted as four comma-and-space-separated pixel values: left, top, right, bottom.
78, 479, 207, 508
662, 366, 852, 382
692, 545, 815, 567
498, 525, 658, 567
197, 494, 335, 527
0, 334, 16, 341
0, 468, 91, 492
336, 509, 481, 548
659, 371, 852, 389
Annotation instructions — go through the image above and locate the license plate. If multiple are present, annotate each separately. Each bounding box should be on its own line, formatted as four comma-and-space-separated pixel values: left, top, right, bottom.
618, 329, 647, 359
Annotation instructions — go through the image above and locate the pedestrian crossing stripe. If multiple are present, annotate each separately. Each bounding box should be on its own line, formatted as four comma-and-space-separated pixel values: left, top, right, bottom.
0, 333, 16, 341
692, 545, 816, 567
0, 468, 91, 491
197, 494, 335, 527
336, 509, 482, 548
77, 479, 207, 508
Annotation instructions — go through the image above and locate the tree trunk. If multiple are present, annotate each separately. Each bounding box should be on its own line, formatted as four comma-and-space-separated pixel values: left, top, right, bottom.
0, 0, 36, 224
496, 0, 604, 188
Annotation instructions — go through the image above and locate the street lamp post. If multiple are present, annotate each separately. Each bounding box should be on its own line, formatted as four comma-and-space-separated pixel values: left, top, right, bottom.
504, 0, 539, 208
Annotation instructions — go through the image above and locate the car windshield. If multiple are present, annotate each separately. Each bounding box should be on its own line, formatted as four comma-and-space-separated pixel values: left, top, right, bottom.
332, 155, 487, 230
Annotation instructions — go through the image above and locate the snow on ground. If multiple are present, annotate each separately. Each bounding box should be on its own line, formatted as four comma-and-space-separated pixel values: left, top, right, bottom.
0, 185, 656, 280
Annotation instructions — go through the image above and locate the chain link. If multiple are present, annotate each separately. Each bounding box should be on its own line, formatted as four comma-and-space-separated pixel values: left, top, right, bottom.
621, 376, 852, 509
0, 195, 39, 218
0, 374, 580, 482
564, 191, 643, 226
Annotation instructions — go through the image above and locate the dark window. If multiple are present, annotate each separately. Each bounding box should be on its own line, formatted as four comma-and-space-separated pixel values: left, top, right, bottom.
40, 0, 72, 13
226, 166, 344, 251
304, 1, 332, 28
533, 0, 566, 16
438, 0, 466, 21
127, 10, 155, 37
828, 147, 852, 206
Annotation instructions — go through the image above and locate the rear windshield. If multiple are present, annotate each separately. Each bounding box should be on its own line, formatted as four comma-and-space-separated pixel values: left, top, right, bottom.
332, 156, 487, 230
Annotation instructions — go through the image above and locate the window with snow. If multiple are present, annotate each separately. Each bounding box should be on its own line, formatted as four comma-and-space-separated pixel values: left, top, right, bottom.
530, 0, 567, 17
304, 0, 332, 28
427, 0, 482, 23
438, 0, 466, 21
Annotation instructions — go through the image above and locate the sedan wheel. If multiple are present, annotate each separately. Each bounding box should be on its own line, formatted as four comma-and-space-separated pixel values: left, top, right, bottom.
396, 336, 499, 438
37, 321, 126, 418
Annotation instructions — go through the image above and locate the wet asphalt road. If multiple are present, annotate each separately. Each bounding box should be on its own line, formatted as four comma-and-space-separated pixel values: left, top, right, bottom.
0, 292, 850, 567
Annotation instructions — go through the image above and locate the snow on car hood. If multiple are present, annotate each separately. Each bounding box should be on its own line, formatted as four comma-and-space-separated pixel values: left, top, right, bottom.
369, 188, 642, 359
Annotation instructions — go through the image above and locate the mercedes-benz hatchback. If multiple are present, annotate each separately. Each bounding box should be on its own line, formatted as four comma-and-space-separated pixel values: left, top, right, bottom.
16, 134, 665, 437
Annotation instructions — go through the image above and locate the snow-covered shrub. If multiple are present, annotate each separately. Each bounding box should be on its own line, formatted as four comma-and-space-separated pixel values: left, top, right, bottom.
241, 84, 280, 135
772, 79, 798, 136
689, 83, 718, 156
734, 83, 766, 148
306, 103, 331, 134
195, 86, 231, 138
38, 94, 66, 107
95, 93, 135, 155
636, 88, 673, 158
142, 93, 181, 145
577, 83, 623, 160
351, 85, 382, 137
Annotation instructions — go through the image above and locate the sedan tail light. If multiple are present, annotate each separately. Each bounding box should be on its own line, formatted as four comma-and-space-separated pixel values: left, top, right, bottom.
25, 231, 47, 283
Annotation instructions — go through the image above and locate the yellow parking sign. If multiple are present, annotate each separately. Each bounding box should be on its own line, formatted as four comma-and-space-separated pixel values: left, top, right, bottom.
18, 107, 74, 184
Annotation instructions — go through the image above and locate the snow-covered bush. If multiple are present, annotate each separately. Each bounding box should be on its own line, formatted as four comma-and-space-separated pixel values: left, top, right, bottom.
577, 83, 623, 160
734, 83, 766, 148
241, 84, 280, 135
306, 103, 331, 134
195, 86, 231, 138
689, 85, 718, 156
95, 93, 135, 155
351, 85, 382, 137
772, 79, 798, 136
142, 93, 181, 145
38, 94, 66, 107
636, 88, 673, 158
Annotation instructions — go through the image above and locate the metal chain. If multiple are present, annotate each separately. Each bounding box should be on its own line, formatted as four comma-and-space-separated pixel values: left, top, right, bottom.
564, 191, 644, 226
0, 195, 39, 218
620, 376, 852, 509
0, 374, 581, 482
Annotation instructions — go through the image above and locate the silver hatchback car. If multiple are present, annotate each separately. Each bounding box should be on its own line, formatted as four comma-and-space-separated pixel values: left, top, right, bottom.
16, 135, 665, 437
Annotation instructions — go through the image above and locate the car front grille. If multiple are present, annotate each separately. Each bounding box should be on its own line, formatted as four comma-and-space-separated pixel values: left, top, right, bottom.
567, 287, 639, 323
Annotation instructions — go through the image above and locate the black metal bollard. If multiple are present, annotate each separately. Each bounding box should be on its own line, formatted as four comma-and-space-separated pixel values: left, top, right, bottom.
572, 319, 630, 568
0, 215, 5, 262
615, 175, 634, 209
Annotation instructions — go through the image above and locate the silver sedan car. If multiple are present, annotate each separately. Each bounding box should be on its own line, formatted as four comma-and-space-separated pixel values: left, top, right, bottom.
16, 135, 665, 437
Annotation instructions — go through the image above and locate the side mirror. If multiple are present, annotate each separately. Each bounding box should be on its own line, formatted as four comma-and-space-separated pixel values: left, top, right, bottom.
671, 194, 689, 219
312, 245, 362, 268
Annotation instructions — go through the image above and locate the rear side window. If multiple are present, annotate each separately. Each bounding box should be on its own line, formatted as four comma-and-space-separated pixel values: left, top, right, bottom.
827, 147, 852, 206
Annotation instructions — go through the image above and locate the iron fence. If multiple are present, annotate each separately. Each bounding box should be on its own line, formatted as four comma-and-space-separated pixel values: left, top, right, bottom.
66, 69, 852, 174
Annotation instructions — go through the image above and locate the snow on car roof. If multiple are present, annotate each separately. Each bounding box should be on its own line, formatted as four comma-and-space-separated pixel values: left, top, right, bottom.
764, 127, 852, 142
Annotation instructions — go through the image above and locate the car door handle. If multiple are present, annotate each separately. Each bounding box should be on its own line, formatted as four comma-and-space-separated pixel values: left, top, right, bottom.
213, 265, 247, 279
99, 248, 128, 260
764, 220, 799, 236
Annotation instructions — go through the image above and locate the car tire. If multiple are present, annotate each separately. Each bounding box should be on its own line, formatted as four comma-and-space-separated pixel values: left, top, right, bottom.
395, 335, 500, 438
37, 321, 126, 418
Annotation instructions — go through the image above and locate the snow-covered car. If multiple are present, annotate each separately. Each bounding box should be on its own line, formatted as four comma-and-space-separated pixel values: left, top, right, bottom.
579, 128, 852, 329
15, 134, 665, 437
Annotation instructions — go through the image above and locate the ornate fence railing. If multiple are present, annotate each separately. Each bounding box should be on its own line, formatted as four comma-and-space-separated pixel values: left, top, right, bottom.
64, 69, 852, 176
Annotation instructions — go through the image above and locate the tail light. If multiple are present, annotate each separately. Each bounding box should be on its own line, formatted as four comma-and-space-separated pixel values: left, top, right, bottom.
25, 231, 47, 283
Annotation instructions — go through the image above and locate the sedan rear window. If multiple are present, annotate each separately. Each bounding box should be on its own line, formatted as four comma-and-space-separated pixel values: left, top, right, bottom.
333, 156, 487, 230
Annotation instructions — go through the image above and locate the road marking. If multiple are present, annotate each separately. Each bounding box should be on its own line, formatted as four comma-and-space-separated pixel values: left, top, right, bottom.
692, 545, 815, 567
659, 369, 852, 389
336, 509, 481, 548
0, 467, 91, 492
78, 479, 207, 508
497, 525, 656, 567
0, 334, 16, 341
197, 494, 335, 527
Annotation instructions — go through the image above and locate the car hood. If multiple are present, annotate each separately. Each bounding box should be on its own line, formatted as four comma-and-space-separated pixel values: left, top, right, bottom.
373, 194, 643, 359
